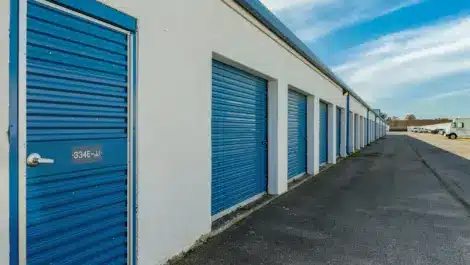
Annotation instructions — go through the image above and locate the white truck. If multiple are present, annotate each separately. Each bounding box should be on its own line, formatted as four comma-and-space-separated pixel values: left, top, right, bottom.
446, 118, 470, 139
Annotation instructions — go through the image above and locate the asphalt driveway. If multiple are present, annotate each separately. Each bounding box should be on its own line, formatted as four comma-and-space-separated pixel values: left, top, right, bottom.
171, 134, 470, 265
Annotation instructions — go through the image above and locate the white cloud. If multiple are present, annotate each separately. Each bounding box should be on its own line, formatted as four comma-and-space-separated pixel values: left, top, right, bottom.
423, 87, 470, 101
262, 0, 422, 41
259, 0, 332, 11
297, 0, 421, 41
332, 16, 470, 102
262, 0, 470, 109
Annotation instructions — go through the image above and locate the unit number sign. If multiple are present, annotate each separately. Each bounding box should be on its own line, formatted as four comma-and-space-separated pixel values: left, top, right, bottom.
72, 145, 103, 163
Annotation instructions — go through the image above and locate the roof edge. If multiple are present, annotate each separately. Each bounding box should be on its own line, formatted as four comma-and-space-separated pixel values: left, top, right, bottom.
233, 0, 383, 121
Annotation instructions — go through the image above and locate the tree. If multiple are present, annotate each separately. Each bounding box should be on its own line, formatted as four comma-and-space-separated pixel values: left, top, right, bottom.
405, 114, 417, 120
380, 113, 388, 120
391, 116, 399, 120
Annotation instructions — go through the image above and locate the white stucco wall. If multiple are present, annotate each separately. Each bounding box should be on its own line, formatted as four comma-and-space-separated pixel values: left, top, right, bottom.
307, 96, 317, 174
1, 0, 10, 263
97, 1, 213, 264
116, 1, 349, 263
349, 96, 370, 148
97, 1, 354, 263
1, 0, 375, 264
350, 96, 368, 118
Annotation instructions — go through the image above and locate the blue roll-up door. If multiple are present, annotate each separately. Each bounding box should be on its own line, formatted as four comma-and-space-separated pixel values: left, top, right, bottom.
25, 1, 132, 264
336, 108, 341, 157
320, 102, 328, 165
288, 90, 307, 179
366, 115, 369, 144
372, 121, 375, 140
348, 111, 353, 154
355, 115, 359, 149
212, 60, 268, 216
374, 118, 377, 140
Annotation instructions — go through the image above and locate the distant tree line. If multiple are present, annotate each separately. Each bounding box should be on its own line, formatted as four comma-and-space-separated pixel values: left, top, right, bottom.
385, 114, 450, 122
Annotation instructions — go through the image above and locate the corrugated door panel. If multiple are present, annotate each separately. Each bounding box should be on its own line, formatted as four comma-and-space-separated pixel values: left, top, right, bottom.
319, 102, 328, 165
373, 121, 375, 140
374, 120, 377, 139
26, 1, 129, 264
212, 60, 268, 216
287, 90, 307, 179
360, 117, 363, 146
362, 118, 365, 145
355, 116, 359, 149
336, 108, 341, 157
348, 111, 353, 154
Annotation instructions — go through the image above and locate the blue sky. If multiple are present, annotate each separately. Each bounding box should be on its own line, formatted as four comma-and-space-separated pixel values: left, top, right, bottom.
260, 0, 470, 119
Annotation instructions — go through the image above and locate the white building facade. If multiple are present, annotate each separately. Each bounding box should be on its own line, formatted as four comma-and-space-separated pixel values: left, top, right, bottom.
1, 0, 386, 264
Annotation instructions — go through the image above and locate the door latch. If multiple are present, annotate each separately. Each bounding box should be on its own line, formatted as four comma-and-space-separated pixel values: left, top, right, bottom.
27, 153, 55, 167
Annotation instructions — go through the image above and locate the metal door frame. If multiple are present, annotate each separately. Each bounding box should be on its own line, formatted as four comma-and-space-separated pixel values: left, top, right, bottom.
9, 0, 138, 264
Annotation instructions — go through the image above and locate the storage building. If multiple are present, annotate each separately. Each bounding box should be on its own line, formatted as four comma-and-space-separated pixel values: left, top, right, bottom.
1, 0, 386, 264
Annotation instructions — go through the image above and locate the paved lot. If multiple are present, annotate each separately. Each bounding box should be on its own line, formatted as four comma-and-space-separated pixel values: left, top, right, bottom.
409, 132, 470, 160
172, 134, 470, 265
407, 132, 470, 209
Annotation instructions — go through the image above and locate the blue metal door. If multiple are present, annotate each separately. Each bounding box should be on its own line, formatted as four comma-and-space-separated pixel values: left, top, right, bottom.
374, 117, 377, 140
336, 108, 341, 157
348, 111, 353, 154
287, 90, 307, 179
366, 113, 369, 144
212, 60, 267, 216
355, 115, 359, 149
25, 1, 132, 264
319, 102, 328, 165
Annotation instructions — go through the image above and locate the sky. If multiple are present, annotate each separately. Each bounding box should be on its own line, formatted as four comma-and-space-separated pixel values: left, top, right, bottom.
260, 0, 470, 119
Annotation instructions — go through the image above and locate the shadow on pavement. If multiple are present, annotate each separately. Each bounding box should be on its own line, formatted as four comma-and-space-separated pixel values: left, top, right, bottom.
170, 134, 470, 265
405, 134, 470, 211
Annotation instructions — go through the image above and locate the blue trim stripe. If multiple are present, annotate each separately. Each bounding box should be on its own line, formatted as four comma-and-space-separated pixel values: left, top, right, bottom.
131, 33, 137, 265
9, 0, 19, 264
46, 0, 137, 31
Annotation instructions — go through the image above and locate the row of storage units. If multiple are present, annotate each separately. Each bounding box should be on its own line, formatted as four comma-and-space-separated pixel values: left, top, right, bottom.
211, 60, 385, 218
2, 0, 388, 264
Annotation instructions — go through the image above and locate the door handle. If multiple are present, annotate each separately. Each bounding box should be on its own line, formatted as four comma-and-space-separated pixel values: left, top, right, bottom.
27, 153, 55, 167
